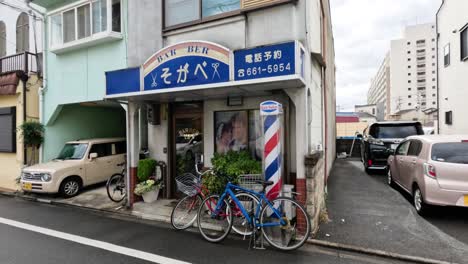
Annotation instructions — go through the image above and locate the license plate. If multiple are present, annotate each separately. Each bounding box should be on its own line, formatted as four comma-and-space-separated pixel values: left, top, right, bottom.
23, 182, 32, 191
464, 195, 468, 206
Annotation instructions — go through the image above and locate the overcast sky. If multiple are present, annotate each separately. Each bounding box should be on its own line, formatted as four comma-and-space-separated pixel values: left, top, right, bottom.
330, 0, 442, 112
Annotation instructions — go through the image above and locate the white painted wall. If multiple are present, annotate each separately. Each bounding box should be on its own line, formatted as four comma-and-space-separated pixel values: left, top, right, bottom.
437, 0, 468, 134
0, 0, 43, 56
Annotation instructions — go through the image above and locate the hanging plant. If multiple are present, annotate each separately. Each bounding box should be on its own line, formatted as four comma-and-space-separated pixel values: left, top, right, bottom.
17, 121, 44, 166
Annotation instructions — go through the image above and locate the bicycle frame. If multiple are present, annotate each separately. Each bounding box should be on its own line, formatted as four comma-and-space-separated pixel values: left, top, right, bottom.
212, 182, 286, 228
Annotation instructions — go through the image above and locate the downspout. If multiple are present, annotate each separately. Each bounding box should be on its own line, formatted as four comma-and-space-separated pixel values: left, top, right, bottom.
435, 1, 444, 134
26, 1, 46, 162
319, 0, 328, 184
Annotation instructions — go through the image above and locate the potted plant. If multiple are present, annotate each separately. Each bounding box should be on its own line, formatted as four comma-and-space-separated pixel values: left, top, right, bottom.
134, 179, 161, 203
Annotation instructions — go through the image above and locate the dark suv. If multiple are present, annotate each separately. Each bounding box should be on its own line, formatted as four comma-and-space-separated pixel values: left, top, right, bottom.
360, 121, 424, 173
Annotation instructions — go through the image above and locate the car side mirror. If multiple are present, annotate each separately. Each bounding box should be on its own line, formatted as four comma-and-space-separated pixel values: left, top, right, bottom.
89, 153, 98, 159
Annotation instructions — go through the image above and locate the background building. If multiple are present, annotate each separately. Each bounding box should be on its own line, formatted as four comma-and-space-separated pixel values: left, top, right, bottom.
0, 0, 42, 190
437, 0, 468, 134
368, 24, 438, 126
367, 53, 390, 119
389, 23, 438, 125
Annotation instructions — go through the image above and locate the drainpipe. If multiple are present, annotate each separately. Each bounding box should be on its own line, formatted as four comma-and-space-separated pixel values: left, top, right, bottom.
319, 0, 329, 184
26, 1, 47, 162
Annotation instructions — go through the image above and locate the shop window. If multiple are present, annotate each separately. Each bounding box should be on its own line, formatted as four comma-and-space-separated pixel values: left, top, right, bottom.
0, 21, 5, 57
0, 107, 16, 153
214, 109, 264, 160
16, 12, 29, 52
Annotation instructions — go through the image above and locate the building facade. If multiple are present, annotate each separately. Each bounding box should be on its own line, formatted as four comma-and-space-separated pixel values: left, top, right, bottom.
30, 0, 127, 162
106, 0, 336, 232
367, 53, 390, 119
390, 23, 438, 117
437, 0, 468, 134
0, 0, 42, 191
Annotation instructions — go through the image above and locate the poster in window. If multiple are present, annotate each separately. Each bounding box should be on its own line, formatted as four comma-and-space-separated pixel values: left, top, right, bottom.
215, 111, 248, 154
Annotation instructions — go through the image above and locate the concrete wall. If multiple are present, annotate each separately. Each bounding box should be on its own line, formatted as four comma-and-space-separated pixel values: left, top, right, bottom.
437, 0, 468, 134
0, 0, 43, 56
43, 105, 126, 161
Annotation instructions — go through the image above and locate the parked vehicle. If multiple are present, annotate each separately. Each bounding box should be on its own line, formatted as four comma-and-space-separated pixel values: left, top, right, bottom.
387, 135, 468, 215
21, 138, 126, 198
360, 121, 424, 173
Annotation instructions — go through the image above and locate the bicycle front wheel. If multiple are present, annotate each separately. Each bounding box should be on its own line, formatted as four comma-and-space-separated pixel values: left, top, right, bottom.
260, 197, 311, 251
230, 192, 259, 236
171, 195, 203, 230
106, 174, 126, 203
197, 195, 233, 243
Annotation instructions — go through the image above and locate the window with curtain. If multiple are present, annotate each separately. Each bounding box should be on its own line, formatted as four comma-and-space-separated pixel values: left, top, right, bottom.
63, 9, 76, 43
16, 13, 29, 53
202, 0, 240, 17
0, 21, 6, 57
165, 0, 200, 27
92, 0, 107, 34
50, 14, 62, 47
77, 5, 91, 39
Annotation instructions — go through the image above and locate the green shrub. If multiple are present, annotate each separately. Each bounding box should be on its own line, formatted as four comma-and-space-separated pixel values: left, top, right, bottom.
203, 151, 262, 194
137, 159, 157, 182
134, 179, 161, 196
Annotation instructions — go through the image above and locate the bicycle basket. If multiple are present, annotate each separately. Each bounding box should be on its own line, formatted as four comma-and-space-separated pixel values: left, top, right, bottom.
175, 173, 201, 197
238, 174, 263, 192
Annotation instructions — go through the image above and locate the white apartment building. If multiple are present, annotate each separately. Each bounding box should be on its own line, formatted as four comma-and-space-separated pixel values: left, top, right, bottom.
367, 53, 390, 118
437, 0, 468, 134
0, 0, 43, 57
389, 23, 438, 116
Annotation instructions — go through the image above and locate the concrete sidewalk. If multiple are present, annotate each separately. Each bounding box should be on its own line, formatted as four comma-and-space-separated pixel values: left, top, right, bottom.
316, 159, 468, 264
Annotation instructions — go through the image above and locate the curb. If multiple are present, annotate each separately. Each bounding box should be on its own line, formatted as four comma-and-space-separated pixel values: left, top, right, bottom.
0, 191, 457, 264
307, 239, 456, 264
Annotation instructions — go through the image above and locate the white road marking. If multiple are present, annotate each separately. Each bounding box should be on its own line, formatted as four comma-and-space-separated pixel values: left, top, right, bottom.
0, 216, 191, 264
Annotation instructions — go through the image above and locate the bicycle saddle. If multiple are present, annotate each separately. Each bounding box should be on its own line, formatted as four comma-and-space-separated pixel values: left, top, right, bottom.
255, 180, 274, 187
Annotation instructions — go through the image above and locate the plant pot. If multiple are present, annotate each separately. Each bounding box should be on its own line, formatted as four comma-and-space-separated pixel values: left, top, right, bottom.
142, 188, 160, 203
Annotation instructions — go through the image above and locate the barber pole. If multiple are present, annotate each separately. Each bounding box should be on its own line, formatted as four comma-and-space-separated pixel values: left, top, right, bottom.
260, 101, 283, 200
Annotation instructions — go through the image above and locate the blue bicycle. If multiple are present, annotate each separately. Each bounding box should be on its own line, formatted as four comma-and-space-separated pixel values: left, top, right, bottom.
197, 180, 311, 251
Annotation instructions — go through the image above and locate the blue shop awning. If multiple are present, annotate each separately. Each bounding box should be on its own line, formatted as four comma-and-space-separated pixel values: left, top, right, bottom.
106, 67, 140, 96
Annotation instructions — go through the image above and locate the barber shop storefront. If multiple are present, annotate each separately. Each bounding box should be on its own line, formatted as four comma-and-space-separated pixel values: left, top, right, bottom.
106, 40, 310, 206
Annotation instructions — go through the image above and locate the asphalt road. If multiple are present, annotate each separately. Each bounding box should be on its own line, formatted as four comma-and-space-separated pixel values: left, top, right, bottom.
0, 195, 409, 264
316, 159, 468, 264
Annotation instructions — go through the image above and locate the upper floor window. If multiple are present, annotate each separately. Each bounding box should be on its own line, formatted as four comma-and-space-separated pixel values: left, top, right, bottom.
461, 25, 468, 61
16, 13, 29, 53
49, 0, 121, 50
0, 21, 5, 57
165, 0, 241, 28
443, 44, 450, 67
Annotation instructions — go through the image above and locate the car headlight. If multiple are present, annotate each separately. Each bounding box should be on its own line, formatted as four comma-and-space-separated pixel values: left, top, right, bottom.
41, 173, 52, 182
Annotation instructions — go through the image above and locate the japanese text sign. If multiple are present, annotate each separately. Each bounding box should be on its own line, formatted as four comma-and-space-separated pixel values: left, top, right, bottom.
142, 41, 230, 90
234, 42, 296, 81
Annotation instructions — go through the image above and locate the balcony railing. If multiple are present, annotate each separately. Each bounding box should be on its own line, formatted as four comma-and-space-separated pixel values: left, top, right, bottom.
0, 52, 42, 75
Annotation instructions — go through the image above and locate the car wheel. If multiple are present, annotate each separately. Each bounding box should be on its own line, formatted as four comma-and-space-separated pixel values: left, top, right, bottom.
387, 169, 395, 187
59, 177, 81, 198
413, 187, 429, 216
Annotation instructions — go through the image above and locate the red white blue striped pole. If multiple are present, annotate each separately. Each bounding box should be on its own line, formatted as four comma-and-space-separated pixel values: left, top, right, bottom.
260, 101, 283, 200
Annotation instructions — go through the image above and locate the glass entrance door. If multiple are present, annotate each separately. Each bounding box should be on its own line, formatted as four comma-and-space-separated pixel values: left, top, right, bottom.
171, 102, 203, 197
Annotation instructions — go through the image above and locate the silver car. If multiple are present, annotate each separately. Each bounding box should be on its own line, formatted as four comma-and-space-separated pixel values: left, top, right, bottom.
387, 135, 468, 215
